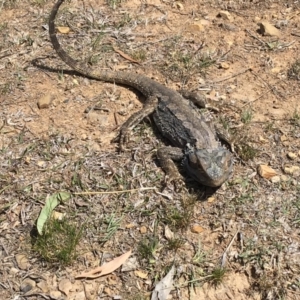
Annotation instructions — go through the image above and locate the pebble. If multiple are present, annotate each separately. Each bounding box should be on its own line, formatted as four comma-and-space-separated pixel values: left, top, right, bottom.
258, 22, 281, 37
15, 254, 29, 270
20, 278, 36, 293
257, 164, 277, 179
218, 11, 232, 21
140, 226, 147, 234
191, 224, 204, 233
284, 165, 300, 175
271, 176, 280, 183
287, 152, 297, 160
37, 94, 52, 109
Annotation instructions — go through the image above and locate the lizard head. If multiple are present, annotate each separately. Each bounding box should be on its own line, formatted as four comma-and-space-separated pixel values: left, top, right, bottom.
184, 148, 233, 187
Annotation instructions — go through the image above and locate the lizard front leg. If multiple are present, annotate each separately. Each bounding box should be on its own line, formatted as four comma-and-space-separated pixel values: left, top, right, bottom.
115, 94, 159, 150
157, 146, 185, 188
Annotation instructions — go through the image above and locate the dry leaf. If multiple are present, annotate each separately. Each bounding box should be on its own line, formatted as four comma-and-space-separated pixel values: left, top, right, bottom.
112, 46, 140, 64
57, 26, 70, 34
134, 270, 148, 279
75, 250, 132, 279
151, 265, 175, 300
164, 225, 174, 240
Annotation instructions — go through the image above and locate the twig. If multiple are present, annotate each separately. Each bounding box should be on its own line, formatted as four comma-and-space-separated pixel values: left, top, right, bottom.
291, 32, 300, 38
221, 228, 239, 267
245, 29, 267, 46
73, 187, 156, 195
240, 87, 273, 108
210, 67, 251, 84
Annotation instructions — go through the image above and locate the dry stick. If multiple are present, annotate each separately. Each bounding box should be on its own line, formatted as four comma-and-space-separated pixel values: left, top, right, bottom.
291, 32, 300, 38
245, 29, 267, 46
251, 70, 286, 100
221, 229, 239, 268
210, 67, 251, 84
73, 187, 156, 195
240, 87, 273, 108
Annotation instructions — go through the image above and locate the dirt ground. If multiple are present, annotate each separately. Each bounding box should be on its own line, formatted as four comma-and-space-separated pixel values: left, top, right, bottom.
1, 0, 300, 299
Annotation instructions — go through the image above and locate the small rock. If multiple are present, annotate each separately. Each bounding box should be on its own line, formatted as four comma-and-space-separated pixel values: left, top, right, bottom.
287, 152, 297, 160
186, 22, 204, 32
15, 254, 30, 270
37, 94, 52, 109
58, 279, 72, 296
219, 62, 230, 69
271, 67, 281, 74
50, 290, 62, 299
164, 225, 174, 240
86, 112, 101, 123
284, 165, 300, 175
218, 11, 232, 21
271, 176, 280, 183
134, 270, 148, 279
37, 281, 49, 293
104, 287, 112, 296
9, 267, 19, 275
280, 135, 287, 142
207, 197, 215, 203
125, 223, 135, 229
20, 278, 36, 293
37, 161, 47, 168
258, 22, 281, 37
221, 23, 238, 31
57, 26, 70, 34
257, 164, 277, 179
191, 224, 204, 233
140, 226, 147, 234
259, 136, 268, 143
280, 175, 289, 182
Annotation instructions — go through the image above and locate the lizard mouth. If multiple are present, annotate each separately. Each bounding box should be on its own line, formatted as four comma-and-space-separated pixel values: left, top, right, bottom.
184, 148, 233, 187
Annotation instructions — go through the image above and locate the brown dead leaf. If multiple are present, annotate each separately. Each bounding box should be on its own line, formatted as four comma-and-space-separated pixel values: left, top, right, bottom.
134, 270, 148, 279
56, 26, 70, 34
75, 250, 132, 279
112, 46, 140, 64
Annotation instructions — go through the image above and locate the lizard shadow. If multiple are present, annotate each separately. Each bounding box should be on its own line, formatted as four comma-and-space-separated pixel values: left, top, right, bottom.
33, 58, 223, 201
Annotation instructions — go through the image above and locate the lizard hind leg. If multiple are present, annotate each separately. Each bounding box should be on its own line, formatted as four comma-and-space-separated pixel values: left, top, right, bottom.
114, 94, 159, 151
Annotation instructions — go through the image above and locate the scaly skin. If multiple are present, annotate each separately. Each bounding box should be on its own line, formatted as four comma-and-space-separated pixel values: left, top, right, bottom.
49, 0, 233, 187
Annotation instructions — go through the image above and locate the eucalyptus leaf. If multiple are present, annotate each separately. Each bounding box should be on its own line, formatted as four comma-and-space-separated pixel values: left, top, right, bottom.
37, 192, 71, 235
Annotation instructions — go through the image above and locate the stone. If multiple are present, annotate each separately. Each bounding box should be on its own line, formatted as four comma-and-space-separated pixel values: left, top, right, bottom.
37, 94, 52, 109
258, 22, 281, 37
191, 224, 205, 233
20, 278, 36, 293
257, 165, 277, 179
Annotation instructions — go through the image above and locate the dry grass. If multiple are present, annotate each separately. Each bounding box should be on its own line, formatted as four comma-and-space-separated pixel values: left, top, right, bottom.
1, 0, 300, 299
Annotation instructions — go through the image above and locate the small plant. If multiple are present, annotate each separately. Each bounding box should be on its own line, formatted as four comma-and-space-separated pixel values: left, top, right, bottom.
107, 0, 122, 9
208, 267, 227, 286
288, 59, 300, 80
32, 216, 83, 265
138, 236, 160, 262
167, 238, 185, 251
241, 109, 253, 124
192, 241, 207, 265
131, 49, 147, 62
163, 194, 196, 230
100, 213, 123, 243
290, 110, 300, 127
237, 143, 258, 161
